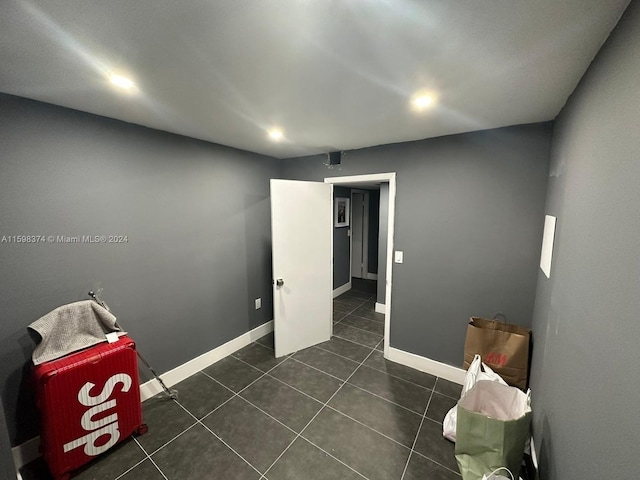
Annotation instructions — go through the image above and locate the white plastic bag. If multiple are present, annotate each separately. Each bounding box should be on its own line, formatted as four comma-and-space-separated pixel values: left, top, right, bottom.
442, 354, 507, 442
482, 467, 514, 480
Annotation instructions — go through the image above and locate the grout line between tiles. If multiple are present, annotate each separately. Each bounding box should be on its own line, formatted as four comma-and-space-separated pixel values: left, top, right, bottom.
312, 338, 441, 394
261, 341, 380, 480
355, 363, 437, 394
332, 333, 382, 351
138, 420, 200, 457
342, 381, 430, 416
409, 449, 463, 477
247, 358, 427, 448
173, 401, 264, 479
288, 355, 353, 382
200, 374, 368, 480
315, 403, 415, 452
345, 311, 386, 324
133, 310, 459, 479
131, 434, 170, 480
338, 317, 385, 335
314, 343, 368, 365
400, 386, 434, 480
333, 322, 383, 342
193, 356, 318, 476
136, 356, 288, 475
238, 341, 277, 355
111, 454, 150, 480
433, 376, 464, 401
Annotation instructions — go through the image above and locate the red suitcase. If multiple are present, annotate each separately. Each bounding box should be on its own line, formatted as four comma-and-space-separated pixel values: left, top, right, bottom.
33, 336, 147, 480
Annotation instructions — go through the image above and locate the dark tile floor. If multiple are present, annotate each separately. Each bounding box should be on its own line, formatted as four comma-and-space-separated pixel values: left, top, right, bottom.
21, 278, 464, 480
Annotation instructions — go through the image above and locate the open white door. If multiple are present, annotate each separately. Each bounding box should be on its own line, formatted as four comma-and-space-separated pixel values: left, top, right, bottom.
271, 179, 333, 357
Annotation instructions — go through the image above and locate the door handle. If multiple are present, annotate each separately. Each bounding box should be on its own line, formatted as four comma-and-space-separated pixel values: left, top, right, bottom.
276, 278, 284, 287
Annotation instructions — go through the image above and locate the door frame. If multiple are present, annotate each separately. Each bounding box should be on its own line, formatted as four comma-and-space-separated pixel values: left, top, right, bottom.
325, 173, 396, 356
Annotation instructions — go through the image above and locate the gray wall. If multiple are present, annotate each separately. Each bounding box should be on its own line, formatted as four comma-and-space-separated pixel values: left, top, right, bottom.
333, 186, 351, 289
529, 1, 640, 478
376, 184, 389, 305
0, 94, 280, 445
283, 123, 551, 365
367, 190, 380, 274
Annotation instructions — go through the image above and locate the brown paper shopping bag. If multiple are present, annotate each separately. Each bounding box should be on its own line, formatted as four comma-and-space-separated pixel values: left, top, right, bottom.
463, 316, 531, 390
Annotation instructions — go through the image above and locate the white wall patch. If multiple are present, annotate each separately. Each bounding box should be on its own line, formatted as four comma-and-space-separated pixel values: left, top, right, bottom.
540, 215, 556, 278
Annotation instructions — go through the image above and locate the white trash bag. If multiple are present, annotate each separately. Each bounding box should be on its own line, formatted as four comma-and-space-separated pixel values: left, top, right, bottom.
483, 467, 514, 480
442, 354, 507, 442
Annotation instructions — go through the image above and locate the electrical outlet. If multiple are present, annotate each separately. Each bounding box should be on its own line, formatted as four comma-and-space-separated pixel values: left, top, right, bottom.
255, 298, 261, 310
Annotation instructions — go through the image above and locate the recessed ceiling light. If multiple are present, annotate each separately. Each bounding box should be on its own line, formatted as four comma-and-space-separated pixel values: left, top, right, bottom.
109, 74, 135, 90
413, 95, 433, 109
268, 129, 284, 141
411, 93, 435, 111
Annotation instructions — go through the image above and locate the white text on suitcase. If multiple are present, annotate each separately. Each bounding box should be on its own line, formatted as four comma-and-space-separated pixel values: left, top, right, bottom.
62, 373, 132, 456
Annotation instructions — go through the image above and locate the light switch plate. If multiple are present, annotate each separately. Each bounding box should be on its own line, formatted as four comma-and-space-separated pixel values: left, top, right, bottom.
394, 251, 403, 263
255, 298, 262, 310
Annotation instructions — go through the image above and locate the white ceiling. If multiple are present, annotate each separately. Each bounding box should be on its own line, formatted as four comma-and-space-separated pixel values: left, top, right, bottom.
0, 0, 631, 159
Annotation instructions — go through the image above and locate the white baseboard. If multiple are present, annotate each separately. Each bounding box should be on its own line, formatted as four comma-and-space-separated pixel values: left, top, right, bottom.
140, 320, 273, 400
11, 436, 39, 476
12, 320, 274, 471
387, 347, 466, 385
366, 273, 378, 280
333, 281, 351, 298
374, 302, 386, 314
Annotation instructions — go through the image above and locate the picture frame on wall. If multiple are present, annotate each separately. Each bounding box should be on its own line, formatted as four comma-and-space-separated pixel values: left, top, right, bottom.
335, 197, 350, 227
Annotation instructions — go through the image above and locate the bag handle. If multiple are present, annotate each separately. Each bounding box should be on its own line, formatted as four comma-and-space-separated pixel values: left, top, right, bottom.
483, 467, 514, 480
493, 312, 507, 322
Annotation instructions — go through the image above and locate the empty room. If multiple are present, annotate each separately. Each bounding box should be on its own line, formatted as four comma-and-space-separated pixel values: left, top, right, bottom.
1, 1, 638, 479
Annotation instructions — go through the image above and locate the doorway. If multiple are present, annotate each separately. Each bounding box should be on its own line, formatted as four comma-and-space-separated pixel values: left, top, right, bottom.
325, 173, 396, 356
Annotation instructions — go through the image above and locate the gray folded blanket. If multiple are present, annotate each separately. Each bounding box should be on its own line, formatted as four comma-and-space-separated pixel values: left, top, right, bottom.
29, 300, 126, 365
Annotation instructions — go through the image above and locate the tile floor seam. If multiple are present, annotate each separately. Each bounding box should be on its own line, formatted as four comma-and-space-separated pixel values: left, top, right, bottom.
317, 403, 415, 452
242, 341, 277, 355
143, 455, 170, 480
409, 449, 463, 477
314, 343, 365, 366
141, 355, 287, 463
140, 419, 200, 457
263, 371, 328, 406
286, 437, 371, 480
111, 447, 154, 480
332, 309, 360, 323
334, 323, 384, 341
131, 424, 179, 480
339, 316, 385, 331
400, 385, 434, 480
433, 377, 464, 401
173, 398, 265, 478
336, 297, 365, 307
404, 388, 462, 478
334, 297, 368, 306
197, 354, 293, 421
331, 332, 382, 350
355, 361, 439, 393
333, 302, 366, 313
261, 340, 380, 480
262, 375, 420, 448
345, 311, 386, 325
141, 456, 169, 480
342, 381, 430, 416
275, 349, 432, 420
231, 395, 299, 437
288, 356, 352, 383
